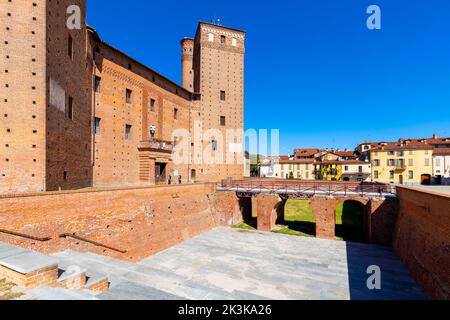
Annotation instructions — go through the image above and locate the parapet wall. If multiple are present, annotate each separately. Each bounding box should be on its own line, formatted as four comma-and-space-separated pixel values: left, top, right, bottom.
394, 187, 450, 300
0, 184, 241, 261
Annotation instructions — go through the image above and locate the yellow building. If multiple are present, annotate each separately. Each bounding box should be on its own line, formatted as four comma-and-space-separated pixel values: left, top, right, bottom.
370, 143, 434, 185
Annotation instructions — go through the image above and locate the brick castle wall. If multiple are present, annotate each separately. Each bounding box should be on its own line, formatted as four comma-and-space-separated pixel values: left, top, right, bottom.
45, 0, 92, 191
0, 0, 47, 193
0, 184, 241, 261
394, 187, 450, 300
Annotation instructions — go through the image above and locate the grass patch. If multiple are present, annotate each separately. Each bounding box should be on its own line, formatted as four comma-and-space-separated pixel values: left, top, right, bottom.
0, 278, 24, 300
232, 199, 366, 242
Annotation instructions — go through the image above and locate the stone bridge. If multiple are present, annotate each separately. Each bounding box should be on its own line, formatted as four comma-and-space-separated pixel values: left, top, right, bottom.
218, 180, 399, 245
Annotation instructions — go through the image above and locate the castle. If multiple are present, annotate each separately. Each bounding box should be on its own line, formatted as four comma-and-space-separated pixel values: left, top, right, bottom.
0, 0, 245, 194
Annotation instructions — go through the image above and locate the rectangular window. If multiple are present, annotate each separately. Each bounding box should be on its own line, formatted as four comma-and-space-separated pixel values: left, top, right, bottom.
424, 158, 430, 167
126, 89, 132, 104
374, 171, 379, 179
208, 33, 214, 42
388, 151, 395, 156
220, 116, 226, 126
174, 108, 178, 120
67, 96, 73, 120
408, 159, 414, 166
63, 171, 68, 181
408, 171, 414, 179
212, 140, 217, 151
398, 151, 404, 157
344, 166, 349, 171
94, 76, 101, 93
359, 166, 363, 173
68, 35, 73, 59
220, 35, 226, 44
373, 159, 380, 167
387, 159, 395, 166
389, 171, 395, 179
125, 124, 132, 140
220, 91, 226, 101
232, 38, 237, 47
150, 98, 156, 112
436, 158, 441, 166
94, 117, 101, 135
409, 151, 414, 155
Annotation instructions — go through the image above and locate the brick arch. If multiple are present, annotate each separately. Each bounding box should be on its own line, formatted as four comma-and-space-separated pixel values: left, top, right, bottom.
334, 198, 369, 242
255, 194, 286, 232
310, 197, 370, 240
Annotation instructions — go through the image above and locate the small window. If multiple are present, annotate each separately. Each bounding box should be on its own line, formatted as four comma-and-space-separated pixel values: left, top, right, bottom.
220, 116, 226, 126
125, 124, 132, 140
126, 89, 132, 103
408, 171, 414, 179
208, 33, 214, 42
174, 108, 178, 120
94, 76, 101, 93
374, 171, 379, 179
68, 35, 73, 59
389, 171, 395, 179
220, 90, 226, 101
150, 98, 156, 112
94, 117, 101, 135
63, 171, 68, 181
67, 96, 73, 120
220, 35, 226, 44
212, 140, 218, 151
232, 38, 237, 47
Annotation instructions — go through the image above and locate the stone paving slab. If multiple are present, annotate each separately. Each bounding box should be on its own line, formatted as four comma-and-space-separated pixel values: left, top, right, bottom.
0, 252, 58, 274
52, 227, 426, 300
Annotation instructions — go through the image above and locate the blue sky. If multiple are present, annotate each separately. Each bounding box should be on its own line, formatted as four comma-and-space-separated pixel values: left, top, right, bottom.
87, 0, 450, 155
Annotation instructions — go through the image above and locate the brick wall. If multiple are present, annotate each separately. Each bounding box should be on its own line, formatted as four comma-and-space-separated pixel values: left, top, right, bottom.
394, 187, 450, 300
45, 0, 92, 191
0, 0, 47, 193
0, 184, 240, 262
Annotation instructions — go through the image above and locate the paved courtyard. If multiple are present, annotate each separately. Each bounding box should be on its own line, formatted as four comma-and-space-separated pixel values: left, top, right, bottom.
31, 227, 425, 300
410, 185, 450, 195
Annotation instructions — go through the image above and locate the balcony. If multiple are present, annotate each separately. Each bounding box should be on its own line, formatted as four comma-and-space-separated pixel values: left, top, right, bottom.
138, 140, 174, 154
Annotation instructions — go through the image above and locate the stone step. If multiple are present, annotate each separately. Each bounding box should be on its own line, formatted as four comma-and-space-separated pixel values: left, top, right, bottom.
29, 286, 99, 300
0, 242, 59, 288
55, 255, 109, 292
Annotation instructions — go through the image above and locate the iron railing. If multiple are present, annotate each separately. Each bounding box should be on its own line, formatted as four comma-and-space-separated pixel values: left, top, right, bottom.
219, 180, 396, 197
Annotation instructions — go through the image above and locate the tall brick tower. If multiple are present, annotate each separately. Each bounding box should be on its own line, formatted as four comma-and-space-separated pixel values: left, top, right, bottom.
0, 0, 91, 194
184, 22, 246, 182
180, 38, 194, 91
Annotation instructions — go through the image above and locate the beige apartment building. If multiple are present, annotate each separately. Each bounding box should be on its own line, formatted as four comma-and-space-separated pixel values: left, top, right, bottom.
276, 159, 315, 180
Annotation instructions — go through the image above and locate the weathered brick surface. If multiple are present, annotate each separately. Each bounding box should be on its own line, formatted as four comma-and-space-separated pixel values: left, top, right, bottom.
58, 272, 86, 290
0, 184, 239, 262
87, 278, 109, 293
368, 198, 399, 246
394, 187, 450, 300
0, 0, 47, 194
255, 194, 284, 232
